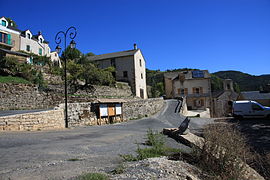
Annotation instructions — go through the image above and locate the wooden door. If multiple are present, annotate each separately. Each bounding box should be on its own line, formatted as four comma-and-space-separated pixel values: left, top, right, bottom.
108, 104, 115, 116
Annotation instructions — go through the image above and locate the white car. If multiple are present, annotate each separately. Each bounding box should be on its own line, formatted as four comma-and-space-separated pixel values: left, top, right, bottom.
233, 100, 270, 119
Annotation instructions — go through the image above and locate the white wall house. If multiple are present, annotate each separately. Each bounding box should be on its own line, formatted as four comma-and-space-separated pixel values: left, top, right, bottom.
20, 30, 51, 57
87, 44, 148, 99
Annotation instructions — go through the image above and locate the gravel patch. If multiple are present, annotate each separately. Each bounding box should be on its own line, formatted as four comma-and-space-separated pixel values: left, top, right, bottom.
110, 157, 202, 180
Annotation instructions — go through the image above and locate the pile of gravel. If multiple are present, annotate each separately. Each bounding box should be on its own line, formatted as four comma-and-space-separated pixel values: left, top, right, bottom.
110, 157, 203, 180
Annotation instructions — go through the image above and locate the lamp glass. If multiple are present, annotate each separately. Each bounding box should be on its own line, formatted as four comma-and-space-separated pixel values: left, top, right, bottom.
70, 40, 76, 49
55, 45, 61, 53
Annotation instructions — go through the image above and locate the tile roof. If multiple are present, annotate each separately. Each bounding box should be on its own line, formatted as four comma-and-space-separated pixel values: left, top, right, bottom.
241, 91, 270, 100
87, 49, 139, 61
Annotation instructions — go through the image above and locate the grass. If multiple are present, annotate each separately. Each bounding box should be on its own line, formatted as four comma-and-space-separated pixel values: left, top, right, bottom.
0, 75, 31, 84
76, 172, 108, 180
120, 129, 181, 161
111, 163, 125, 174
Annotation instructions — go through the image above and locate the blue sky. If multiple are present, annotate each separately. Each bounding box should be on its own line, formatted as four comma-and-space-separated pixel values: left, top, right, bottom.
2, 0, 270, 75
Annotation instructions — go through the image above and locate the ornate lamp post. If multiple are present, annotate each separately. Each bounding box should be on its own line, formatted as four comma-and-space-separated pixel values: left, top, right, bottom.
55, 26, 77, 128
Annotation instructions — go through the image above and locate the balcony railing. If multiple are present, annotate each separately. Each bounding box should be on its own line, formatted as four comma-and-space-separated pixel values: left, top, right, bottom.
0, 39, 15, 47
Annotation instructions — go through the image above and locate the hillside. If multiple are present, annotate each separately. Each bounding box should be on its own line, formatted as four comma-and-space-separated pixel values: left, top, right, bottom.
213, 71, 270, 91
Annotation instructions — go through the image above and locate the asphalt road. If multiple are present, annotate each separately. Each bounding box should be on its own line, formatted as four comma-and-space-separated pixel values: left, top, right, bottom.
0, 100, 214, 180
0, 109, 53, 117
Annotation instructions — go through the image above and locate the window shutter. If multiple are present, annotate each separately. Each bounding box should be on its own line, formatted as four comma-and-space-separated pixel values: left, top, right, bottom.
7, 34, 11, 45
184, 88, 188, 95
200, 87, 203, 94
201, 99, 204, 106
178, 88, 181, 95
193, 87, 196, 94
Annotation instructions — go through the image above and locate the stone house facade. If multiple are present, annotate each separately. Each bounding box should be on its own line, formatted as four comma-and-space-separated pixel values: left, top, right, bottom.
164, 70, 211, 110
87, 44, 147, 99
212, 79, 238, 117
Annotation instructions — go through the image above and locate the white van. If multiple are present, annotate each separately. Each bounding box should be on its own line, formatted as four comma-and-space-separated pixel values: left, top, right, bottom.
233, 100, 270, 119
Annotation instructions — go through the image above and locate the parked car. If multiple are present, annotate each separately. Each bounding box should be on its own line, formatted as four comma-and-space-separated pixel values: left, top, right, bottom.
233, 100, 270, 119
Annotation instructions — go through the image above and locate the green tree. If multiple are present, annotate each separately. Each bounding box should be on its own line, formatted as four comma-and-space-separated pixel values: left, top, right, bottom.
62, 46, 82, 60
85, 52, 95, 57
66, 60, 83, 87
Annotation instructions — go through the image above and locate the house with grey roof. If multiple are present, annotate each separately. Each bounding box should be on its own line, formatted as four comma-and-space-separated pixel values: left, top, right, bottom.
238, 90, 270, 107
87, 44, 147, 99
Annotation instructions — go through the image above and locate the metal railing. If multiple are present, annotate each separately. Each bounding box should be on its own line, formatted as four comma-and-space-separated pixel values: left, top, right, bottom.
0, 39, 15, 47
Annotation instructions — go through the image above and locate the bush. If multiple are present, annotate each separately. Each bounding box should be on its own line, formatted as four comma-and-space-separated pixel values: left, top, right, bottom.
193, 124, 252, 180
121, 129, 180, 161
76, 172, 108, 180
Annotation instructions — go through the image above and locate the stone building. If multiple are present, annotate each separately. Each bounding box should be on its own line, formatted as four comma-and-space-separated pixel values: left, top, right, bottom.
164, 70, 211, 110
238, 84, 270, 107
87, 44, 147, 99
212, 79, 238, 117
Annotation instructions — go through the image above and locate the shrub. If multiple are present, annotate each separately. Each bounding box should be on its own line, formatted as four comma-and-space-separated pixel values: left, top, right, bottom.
76, 172, 108, 180
193, 124, 252, 180
121, 129, 180, 161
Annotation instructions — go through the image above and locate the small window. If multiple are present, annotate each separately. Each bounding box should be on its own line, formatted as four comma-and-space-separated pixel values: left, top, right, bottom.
2, 20, 7, 27
123, 71, 128, 78
141, 73, 143, 79
55, 53, 57, 57
40, 38, 43, 43
139, 59, 142, 67
39, 48, 42, 55
111, 58, 116, 67
26, 45, 30, 52
27, 33, 31, 39
195, 88, 200, 94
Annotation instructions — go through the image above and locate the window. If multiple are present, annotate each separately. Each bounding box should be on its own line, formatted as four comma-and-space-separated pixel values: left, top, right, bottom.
193, 87, 203, 94
0, 32, 8, 44
252, 103, 263, 111
139, 59, 142, 67
26, 45, 30, 52
123, 71, 128, 78
39, 48, 42, 55
111, 58, 116, 67
141, 73, 143, 79
178, 88, 185, 95
39, 38, 43, 43
1, 20, 7, 27
27, 33, 31, 39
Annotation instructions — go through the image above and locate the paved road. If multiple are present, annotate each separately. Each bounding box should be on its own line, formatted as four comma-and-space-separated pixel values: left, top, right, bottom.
0, 109, 53, 117
0, 100, 213, 180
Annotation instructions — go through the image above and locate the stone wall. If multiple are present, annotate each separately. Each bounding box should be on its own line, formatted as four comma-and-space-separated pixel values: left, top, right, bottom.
62, 102, 124, 127
123, 98, 165, 120
0, 83, 62, 110
0, 109, 64, 131
0, 98, 164, 131
74, 83, 133, 98
61, 98, 164, 127
0, 82, 133, 110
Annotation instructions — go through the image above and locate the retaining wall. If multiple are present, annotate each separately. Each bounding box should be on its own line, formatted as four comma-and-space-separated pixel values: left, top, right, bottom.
0, 109, 64, 131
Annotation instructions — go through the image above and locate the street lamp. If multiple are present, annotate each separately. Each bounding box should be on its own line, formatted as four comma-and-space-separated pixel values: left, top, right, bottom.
55, 26, 77, 128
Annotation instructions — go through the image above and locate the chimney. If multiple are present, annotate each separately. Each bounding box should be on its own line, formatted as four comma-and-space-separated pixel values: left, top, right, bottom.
134, 43, 137, 50
38, 31, 42, 35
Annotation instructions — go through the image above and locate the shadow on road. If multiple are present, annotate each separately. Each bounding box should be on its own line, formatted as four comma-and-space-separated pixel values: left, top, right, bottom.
229, 118, 270, 154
